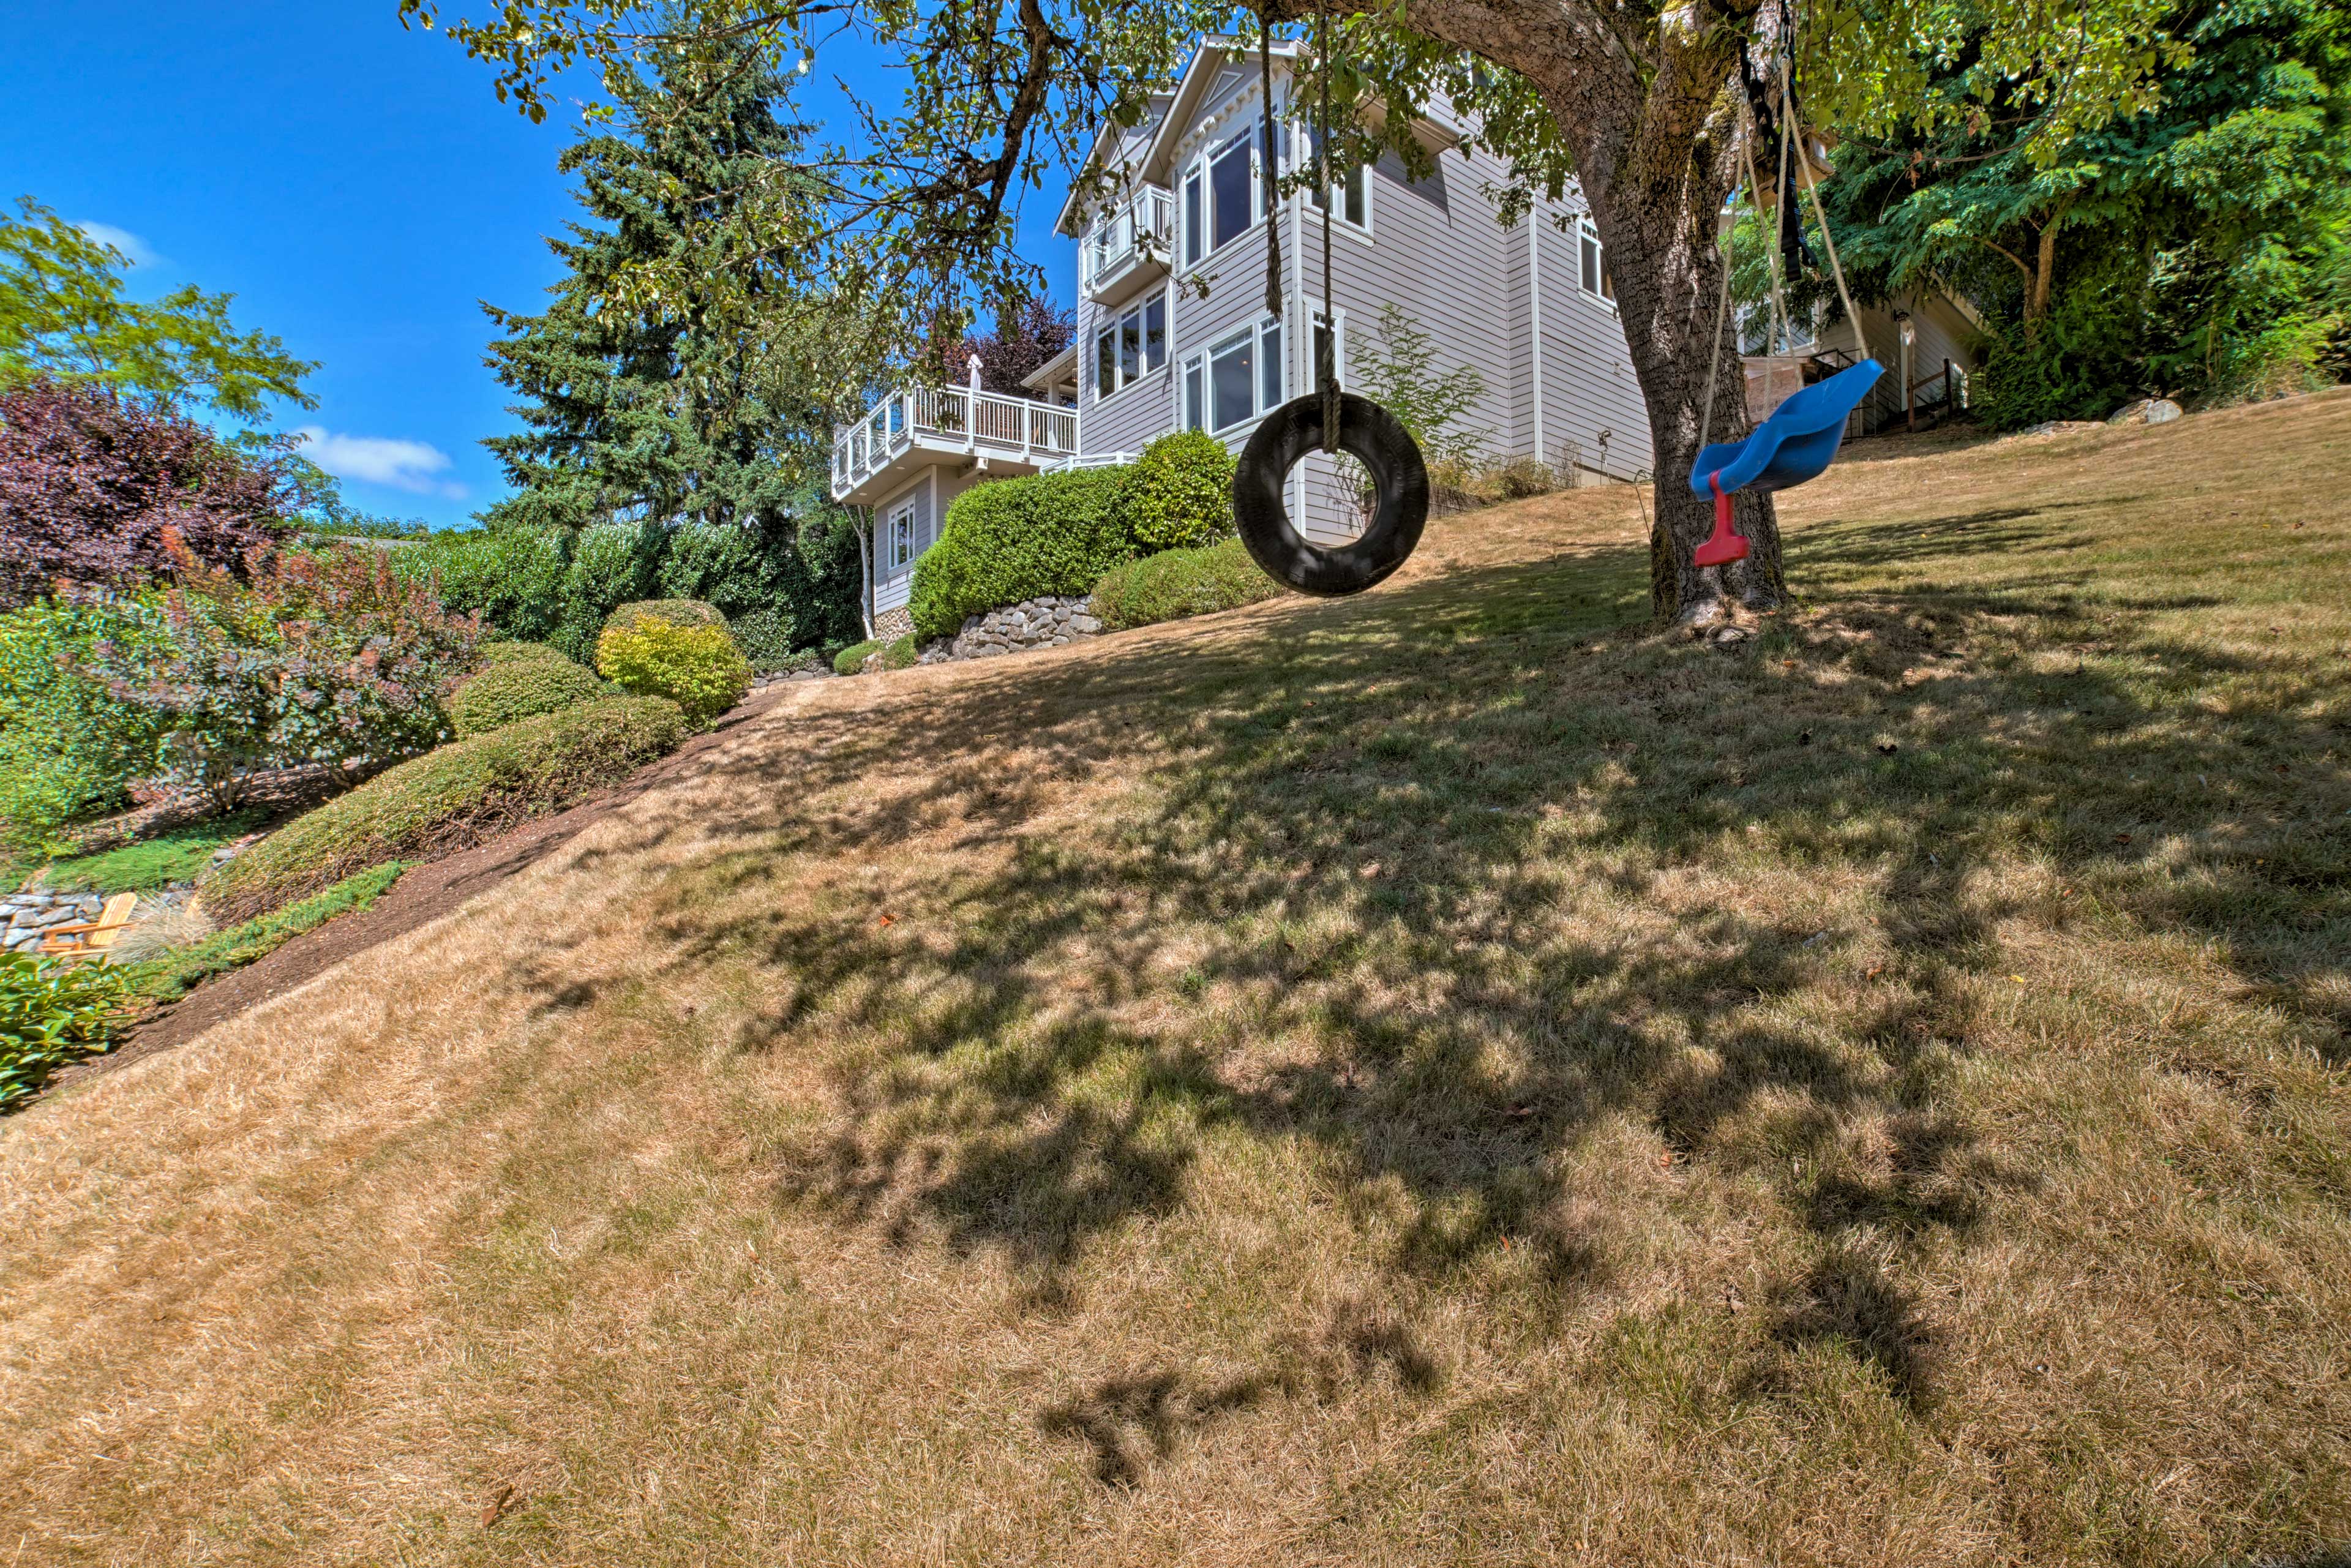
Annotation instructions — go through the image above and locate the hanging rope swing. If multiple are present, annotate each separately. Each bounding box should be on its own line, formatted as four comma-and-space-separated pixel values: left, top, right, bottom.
1231, 1, 1430, 598
1685, 34, 1882, 567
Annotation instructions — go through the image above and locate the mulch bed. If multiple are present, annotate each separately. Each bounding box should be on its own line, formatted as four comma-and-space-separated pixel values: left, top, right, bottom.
48, 685, 795, 1091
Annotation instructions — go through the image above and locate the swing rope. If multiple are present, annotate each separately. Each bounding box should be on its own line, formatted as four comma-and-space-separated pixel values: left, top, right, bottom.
1781, 52, 1864, 365
1317, 0, 1338, 454
1259, 16, 1284, 322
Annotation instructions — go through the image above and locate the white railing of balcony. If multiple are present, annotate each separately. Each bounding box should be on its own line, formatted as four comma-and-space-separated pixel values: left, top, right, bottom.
830, 359, 1081, 498
1079, 186, 1175, 296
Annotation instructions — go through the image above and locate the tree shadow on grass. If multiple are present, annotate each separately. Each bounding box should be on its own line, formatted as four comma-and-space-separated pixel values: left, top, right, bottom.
544, 494, 2345, 1479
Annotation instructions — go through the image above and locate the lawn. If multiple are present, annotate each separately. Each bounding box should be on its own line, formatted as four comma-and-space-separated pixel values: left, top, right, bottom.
2, 391, 2347, 1566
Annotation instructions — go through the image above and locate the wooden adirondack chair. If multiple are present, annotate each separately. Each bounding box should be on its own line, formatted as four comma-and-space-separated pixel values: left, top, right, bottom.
39, 893, 141, 962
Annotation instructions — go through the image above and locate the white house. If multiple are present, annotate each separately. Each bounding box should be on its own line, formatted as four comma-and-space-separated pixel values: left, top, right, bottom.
831, 39, 1968, 634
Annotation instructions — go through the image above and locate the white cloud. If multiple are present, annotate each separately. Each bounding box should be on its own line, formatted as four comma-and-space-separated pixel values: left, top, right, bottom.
74, 220, 163, 268
294, 427, 467, 499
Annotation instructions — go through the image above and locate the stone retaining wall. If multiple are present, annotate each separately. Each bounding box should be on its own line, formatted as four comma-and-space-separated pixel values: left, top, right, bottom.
3, 891, 110, 953
918, 595, 1103, 664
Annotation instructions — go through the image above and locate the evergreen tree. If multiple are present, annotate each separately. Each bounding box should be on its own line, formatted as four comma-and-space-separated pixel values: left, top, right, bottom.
480, 35, 830, 535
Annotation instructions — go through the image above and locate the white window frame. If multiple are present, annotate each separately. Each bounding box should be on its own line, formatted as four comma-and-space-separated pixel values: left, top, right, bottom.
1577, 217, 1616, 308
1183, 313, 1286, 435
1300, 126, 1372, 238
1306, 302, 1349, 392
1093, 291, 1169, 403
1181, 122, 1268, 272
888, 501, 917, 571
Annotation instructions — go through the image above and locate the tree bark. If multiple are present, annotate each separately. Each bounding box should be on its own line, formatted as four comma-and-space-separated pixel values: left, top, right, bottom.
1288, 0, 1787, 622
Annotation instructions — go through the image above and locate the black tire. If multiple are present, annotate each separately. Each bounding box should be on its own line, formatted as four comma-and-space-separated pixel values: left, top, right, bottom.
1232, 392, 1429, 598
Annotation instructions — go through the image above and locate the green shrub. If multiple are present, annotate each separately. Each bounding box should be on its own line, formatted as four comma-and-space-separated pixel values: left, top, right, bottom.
476, 639, 577, 668
0, 595, 174, 846
550, 523, 665, 661
833, 637, 883, 675
879, 632, 919, 670
594, 619, 751, 724
129, 861, 407, 1006
396, 527, 569, 644
1122, 430, 1237, 552
448, 651, 606, 738
201, 695, 689, 922
1, 952, 135, 1111
604, 598, 726, 634
37, 811, 266, 893
1089, 536, 1286, 631
728, 609, 797, 673
910, 468, 1130, 640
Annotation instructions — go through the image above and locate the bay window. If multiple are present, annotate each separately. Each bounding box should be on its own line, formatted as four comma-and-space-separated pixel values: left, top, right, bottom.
1093, 293, 1169, 400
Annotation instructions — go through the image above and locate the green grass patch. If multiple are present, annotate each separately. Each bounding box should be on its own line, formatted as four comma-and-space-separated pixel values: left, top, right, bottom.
1088, 535, 1286, 631
32, 812, 267, 894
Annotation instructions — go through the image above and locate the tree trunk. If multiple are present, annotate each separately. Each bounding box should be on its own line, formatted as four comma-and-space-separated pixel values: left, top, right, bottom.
1384, 0, 1788, 623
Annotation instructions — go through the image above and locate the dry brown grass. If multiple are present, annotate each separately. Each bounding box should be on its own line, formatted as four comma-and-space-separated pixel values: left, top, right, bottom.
4, 391, 2349, 1566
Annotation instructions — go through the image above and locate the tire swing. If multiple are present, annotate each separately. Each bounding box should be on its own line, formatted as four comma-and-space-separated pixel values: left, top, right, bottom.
1231, 2, 1429, 598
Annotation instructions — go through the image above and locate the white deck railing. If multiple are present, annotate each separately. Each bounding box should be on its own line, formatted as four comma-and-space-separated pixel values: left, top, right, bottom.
830, 380, 1080, 500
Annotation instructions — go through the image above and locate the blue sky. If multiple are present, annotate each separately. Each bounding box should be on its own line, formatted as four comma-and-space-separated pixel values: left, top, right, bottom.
5, 2, 1076, 530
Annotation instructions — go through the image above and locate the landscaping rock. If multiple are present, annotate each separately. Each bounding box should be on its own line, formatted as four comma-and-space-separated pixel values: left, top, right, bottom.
2108, 398, 2183, 427
919, 594, 1108, 666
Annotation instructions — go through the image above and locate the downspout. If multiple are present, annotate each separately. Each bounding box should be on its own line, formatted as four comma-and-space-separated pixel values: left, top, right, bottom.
857, 506, 875, 640
1529, 203, 1544, 471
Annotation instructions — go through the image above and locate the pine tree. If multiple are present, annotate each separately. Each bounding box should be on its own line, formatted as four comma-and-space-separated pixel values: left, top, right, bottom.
480, 37, 826, 535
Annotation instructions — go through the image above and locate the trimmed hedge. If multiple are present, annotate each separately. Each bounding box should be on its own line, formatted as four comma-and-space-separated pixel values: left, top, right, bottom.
729, 608, 796, 673
909, 430, 1237, 640
831, 633, 918, 675
448, 650, 607, 738
1122, 430, 1236, 552
909, 468, 1129, 640
594, 619, 751, 724
833, 637, 883, 675
201, 695, 690, 922
605, 598, 726, 633
1089, 536, 1285, 631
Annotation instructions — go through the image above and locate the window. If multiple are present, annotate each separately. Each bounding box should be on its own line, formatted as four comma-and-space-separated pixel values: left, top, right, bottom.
888, 503, 917, 570
1182, 165, 1205, 266
1183, 315, 1286, 433
1208, 131, 1257, 253
1305, 127, 1370, 230
1310, 307, 1346, 391
1578, 219, 1615, 304
1093, 294, 1169, 400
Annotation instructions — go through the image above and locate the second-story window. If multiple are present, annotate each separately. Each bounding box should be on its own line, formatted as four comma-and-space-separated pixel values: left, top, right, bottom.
1093, 294, 1168, 400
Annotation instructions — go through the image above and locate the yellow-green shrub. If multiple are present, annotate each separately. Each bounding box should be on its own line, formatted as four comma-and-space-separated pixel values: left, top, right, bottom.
594, 618, 751, 724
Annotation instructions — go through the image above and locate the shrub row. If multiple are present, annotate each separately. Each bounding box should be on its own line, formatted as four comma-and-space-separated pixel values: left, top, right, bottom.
201, 695, 690, 922
391, 513, 866, 666
1088, 536, 1284, 631
909, 431, 1237, 640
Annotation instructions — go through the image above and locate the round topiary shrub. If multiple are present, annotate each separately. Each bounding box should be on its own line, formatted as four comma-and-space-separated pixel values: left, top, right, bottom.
728, 608, 797, 673
1121, 429, 1237, 552
595, 618, 752, 724
448, 651, 607, 738
604, 598, 726, 635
